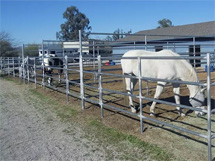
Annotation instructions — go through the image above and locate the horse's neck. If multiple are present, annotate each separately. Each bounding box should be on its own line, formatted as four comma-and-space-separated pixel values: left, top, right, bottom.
179, 64, 199, 97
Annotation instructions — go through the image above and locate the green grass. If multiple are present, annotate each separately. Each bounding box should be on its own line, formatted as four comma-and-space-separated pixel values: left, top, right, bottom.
28, 87, 176, 160
0, 72, 8, 77
4, 77, 182, 161
28, 88, 78, 120
89, 119, 176, 161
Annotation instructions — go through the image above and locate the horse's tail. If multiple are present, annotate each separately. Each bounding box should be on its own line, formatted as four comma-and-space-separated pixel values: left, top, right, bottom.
122, 72, 128, 106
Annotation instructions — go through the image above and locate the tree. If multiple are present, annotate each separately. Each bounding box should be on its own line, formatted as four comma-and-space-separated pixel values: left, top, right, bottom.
157, 18, 173, 28
24, 44, 39, 57
105, 29, 132, 41
0, 31, 19, 57
56, 6, 91, 41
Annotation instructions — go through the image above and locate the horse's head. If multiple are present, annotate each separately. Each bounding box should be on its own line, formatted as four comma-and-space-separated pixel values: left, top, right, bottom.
189, 87, 206, 117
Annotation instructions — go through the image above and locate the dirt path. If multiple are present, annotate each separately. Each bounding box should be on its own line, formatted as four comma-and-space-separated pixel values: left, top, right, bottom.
1, 76, 214, 161
0, 78, 106, 161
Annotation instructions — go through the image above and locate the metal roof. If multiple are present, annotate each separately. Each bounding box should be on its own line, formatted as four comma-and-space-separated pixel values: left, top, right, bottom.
118, 21, 215, 43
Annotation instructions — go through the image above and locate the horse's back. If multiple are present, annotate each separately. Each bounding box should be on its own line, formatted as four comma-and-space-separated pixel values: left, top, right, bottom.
122, 49, 179, 57
121, 50, 188, 79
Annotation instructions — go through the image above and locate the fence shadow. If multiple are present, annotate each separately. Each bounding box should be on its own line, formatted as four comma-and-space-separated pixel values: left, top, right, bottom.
101, 105, 214, 147
93, 93, 215, 146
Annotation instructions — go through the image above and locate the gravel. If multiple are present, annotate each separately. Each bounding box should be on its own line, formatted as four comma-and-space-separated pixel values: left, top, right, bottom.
0, 78, 106, 161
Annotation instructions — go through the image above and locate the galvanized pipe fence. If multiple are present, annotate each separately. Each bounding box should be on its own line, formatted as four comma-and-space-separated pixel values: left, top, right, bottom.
0, 32, 215, 160
0, 52, 214, 160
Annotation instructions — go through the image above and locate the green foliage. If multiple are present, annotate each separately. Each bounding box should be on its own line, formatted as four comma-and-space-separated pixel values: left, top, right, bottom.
0, 31, 19, 57
157, 18, 174, 28
105, 29, 132, 41
90, 119, 175, 161
56, 6, 91, 41
24, 44, 39, 57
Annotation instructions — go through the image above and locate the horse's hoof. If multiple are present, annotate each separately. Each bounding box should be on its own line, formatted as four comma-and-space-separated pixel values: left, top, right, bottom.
196, 112, 206, 118
180, 113, 186, 117
130, 105, 138, 113
150, 113, 156, 117
131, 108, 137, 113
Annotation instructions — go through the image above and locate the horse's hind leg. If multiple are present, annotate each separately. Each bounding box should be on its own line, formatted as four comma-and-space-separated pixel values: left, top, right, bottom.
58, 73, 61, 83
150, 81, 166, 116
173, 84, 185, 117
125, 76, 138, 113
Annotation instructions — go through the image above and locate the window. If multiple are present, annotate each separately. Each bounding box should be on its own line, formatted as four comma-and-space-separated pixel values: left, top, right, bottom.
50, 51, 56, 54
155, 46, 163, 52
189, 45, 201, 67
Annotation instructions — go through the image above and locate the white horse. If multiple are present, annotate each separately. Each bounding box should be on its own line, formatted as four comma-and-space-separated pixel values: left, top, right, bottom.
121, 50, 206, 117
43, 54, 64, 85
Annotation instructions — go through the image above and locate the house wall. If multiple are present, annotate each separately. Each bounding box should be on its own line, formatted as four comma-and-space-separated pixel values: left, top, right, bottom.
112, 40, 215, 68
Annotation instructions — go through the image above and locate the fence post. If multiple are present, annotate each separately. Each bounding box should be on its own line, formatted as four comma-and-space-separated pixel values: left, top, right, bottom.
27, 56, 30, 84
65, 55, 69, 103
18, 56, 22, 82
173, 43, 176, 52
206, 53, 212, 161
7, 58, 9, 76
138, 57, 144, 133
193, 37, 196, 68
79, 30, 85, 109
0, 57, 2, 72
13, 57, 15, 77
146, 81, 149, 96
98, 55, 103, 118
93, 41, 96, 82
22, 44, 25, 83
34, 57, 37, 89
42, 40, 45, 94
144, 35, 147, 50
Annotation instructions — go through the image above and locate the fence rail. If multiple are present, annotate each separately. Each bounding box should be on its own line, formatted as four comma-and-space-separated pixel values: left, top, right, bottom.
1, 31, 215, 161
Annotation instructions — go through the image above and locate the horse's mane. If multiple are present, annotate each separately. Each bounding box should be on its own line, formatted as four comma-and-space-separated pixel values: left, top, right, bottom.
167, 50, 199, 83
180, 56, 199, 83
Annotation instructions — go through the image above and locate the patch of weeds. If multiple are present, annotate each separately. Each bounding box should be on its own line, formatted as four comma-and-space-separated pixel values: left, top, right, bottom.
0, 73, 8, 77
3, 77, 23, 86
28, 89, 78, 120
28, 89, 46, 100
89, 119, 175, 161
56, 106, 78, 120
3, 77, 14, 82
8, 78, 183, 161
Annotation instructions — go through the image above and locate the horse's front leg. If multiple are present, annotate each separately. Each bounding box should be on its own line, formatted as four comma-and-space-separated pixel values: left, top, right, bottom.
125, 77, 138, 113
150, 81, 166, 116
47, 71, 53, 86
173, 84, 185, 117
48, 75, 53, 86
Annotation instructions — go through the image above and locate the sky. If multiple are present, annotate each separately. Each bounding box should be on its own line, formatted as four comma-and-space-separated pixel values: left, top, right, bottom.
0, 0, 215, 45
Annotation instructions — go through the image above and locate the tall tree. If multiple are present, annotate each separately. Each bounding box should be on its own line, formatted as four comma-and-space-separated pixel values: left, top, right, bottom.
157, 18, 173, 28
105, 29, 132, 41
0, 31, 18, 57
24, 44, 39, 57
56, 6, 91, 41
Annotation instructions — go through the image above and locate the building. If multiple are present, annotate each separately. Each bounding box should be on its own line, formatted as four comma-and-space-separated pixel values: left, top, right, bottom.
38, 41, 89, 58
113, 21, 215, 67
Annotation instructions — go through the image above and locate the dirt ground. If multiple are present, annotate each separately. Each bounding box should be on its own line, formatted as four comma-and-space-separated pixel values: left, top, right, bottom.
8, 64, 215, 161
84, 65, 215, 161
0, 78, 113, 161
